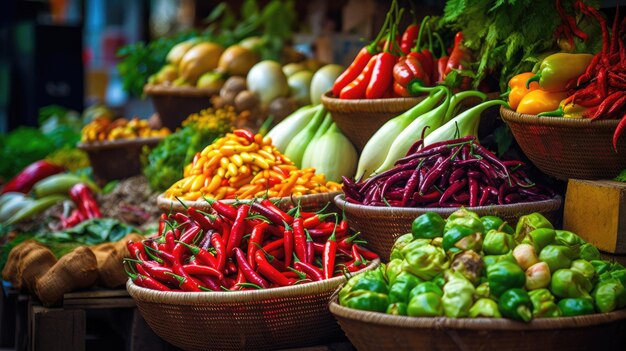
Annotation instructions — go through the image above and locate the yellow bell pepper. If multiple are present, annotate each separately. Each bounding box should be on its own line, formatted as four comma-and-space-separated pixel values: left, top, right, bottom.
526, 53, 594, 92
508, 72, 541, 110
516, 90, 568, 115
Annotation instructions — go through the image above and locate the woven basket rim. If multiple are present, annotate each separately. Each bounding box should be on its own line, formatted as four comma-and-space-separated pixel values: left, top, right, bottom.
143, 84, 219, 97
321, 90, 425, 112
500, 106, 620, 128
127, 259, 380, 305
157, 191, 343, 211
328, 296, 626, 330
77, 137, 164, 151
334, 194, 563, 217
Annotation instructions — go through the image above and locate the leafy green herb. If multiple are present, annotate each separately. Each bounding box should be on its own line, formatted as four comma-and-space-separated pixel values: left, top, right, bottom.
614, 169, 626, 183
48, 218, 138, 246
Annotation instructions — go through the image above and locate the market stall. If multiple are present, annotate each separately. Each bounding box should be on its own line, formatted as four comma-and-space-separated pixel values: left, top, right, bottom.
2, 0, 626, 350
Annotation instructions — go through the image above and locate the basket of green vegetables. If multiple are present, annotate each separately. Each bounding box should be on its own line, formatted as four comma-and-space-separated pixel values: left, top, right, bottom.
329, 210, 626, 351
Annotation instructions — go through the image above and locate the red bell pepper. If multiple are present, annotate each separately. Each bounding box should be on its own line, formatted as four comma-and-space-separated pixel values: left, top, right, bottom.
392, 55, 432, 96
2, 160, 64, 194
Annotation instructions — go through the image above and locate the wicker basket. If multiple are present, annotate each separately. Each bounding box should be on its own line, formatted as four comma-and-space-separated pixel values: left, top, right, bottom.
144, 84, 219, 130
77, 137, 162, 184
127, 259, 380, 351
334, 194, 563, 262
329, 296, 626, 351
500, 106, 626, 180
321, 91, 426, 152
157, 191, 342, 214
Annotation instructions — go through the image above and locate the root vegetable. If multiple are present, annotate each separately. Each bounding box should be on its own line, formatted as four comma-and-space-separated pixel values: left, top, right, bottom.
234, 90, 260, 112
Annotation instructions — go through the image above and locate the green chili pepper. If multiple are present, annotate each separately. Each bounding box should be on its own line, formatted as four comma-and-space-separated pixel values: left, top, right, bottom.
402, 244, 449, 281
558, 298, 595, 316
344, 290, 390, 312
555, 230, 584, 250
408, 292, 444, 317
570, 259, 596, 283
579, 243, 601, 261
442, 271, 475, 317
390, 233, 415, 260
483, 230, 515, 255
539, 245, 574, 273
409, 281, 444, 301
522, 228, 556, 253
411, 212, 445, 239
592, 278, 626, 313
442, 226, 483, 253
480, 215, 514, 234
469, 298, 502, 318
487, 261, 525, 297
529, 288, 562, 318
550, 269, 593, 299
515, 213, 553, 244
386, 259, 404, 285
388, 272, 422, 304
386, 302, 408, 316
498, 288, 533, 322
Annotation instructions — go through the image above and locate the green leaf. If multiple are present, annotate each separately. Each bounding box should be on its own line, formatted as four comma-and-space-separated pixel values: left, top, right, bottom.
242, 0, 259, 18
614, 169, 626, 182
443, 0, 467, 22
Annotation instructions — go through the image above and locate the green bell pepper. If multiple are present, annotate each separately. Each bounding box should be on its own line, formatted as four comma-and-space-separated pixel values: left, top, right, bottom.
386, 302, 408, 316
487, 261, 526, 297
515, 213, 553, 244
550, 269, 593, 299
402, 244, 449, 281
409, 281, 444, 301
483, 230, 515, 255
592, 278, 626, 313
445, 208, 481, 230
390, 233, 416, 261
344, 290, 390, 312
555, 230, 585, 247
431, 273, 446, 288
469, 298, 502, 318
570, 259, 596, 283
442, 271, 475, 317
483, 252, 516, 268
431, 237, 443, 248
442, 226, 483, 253
399, 239, 432, 259
388, 272, 422, 304
558, 298, 595, 316
450, 250, 484, 284
480, 215, 514, 234
408, 292, 444, 317
539, 245, 574, 273
498, 288, 533, 322
386, 259, 404, 286
579, 243, 601, 261
529, 288, 562, 318
610, 269, 626, 287
522, 228, 556, 253
474, 282, 491, 299
412, 212, 445, 239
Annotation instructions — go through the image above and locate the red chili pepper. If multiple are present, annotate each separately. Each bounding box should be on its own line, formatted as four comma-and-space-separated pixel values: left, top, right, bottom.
225, 260, 238, 276
262, 238, 284, 253
130, 259, 178, 285
400, 23, 420, 55
225, 204, 250, 258
158, 213, 168, 236
251, 201, 289, 226
283, 228, 294, 267
173, 212, 191, 226
613, 114, 626, 151
233, 129, 255, 143
366, 52, 397, 99
187, 207, 216, 231
167, 270, 207, 292
292, 217, 307, 263
128, 270, 171, 291
164, 231, 175, 253
1, 160, 65, 194
444, 32, 467, 77
337, 232, 362, 251
247, 222, 268, 269
339, 56, 377, 99
175, 240, 217, 267
393, 55, 431, 92
294, 261, 323, 281
172, 225, 202, 264
234, 248, 269, 288
69, 183, 102, 219
332, 47, 376, 97
322, 227, 338, 280
353, 244, 378, 261
192, 273, 221, 291
204, 196, 237, 221
305, 230, 315, 265
302, 212, 335, 229
127, 241, 147, 261
182, 264, 223, 280
255, 252, 293, 286
436, 56, 449, 83
210, 233, 226, 272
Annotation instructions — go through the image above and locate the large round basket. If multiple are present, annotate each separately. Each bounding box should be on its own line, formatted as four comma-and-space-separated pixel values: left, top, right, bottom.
157, 191, 342, 214
329, 296, 626, 351
500, 107, 626, 180
144, 84, 219, 130
127, 260, 380, 351
77, 137, 162, 184
334, 194, 562, 262
321, 91, 425, 152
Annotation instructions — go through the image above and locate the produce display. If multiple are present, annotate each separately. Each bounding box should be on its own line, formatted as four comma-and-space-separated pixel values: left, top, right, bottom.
81, 117, 171, 142
339, 210, 626, 321
332, 2, 472, 99
267, 104, 358, 182
125, 201, 378, 291
164, 129, 341, 201
344, 136, 554, 207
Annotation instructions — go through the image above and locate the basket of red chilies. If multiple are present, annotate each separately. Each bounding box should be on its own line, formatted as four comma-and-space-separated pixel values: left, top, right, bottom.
125, 198, 379, 351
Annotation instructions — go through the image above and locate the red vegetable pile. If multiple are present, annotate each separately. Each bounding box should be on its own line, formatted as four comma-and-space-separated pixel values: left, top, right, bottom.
125, 199, 378, 291
342, 136, 554, 208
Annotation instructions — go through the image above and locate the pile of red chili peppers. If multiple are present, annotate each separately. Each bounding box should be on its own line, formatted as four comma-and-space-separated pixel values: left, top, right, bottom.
342, 136, 554, 208
125, 199, 378, 292
560, 2, 626, 149
331, 1, 469, 100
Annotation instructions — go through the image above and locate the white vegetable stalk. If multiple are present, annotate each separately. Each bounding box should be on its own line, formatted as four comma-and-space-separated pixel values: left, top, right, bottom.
284, 107, 326, 167
307, 123, 357, 183
267, 105, 321, 152
301, 112, 333, 169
